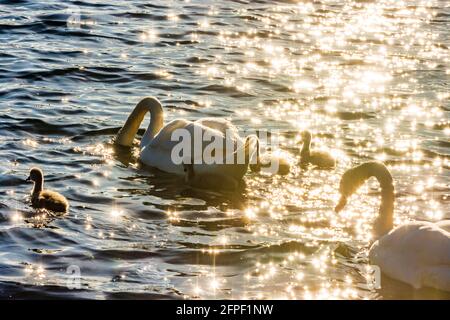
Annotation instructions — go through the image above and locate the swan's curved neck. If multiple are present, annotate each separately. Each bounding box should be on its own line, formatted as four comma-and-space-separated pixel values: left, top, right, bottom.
339, 162, 394, 236
377, 184, 394, 236
32, 176, 43, 198
301, 132, 311, 156
115, 97, 164, 147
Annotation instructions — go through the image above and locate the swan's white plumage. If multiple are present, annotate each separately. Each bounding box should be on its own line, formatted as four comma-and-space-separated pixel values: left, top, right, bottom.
195, 117, 239, 136
436, 220, 450, 232
142, 118, 247, 178
336, 161, 450, 292
117, 97, 254, 180
421, 266, 450, 292
369, 221, 450, 290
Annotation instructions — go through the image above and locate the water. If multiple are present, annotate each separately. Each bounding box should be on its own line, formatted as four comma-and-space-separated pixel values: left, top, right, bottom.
0, 0, 449, 299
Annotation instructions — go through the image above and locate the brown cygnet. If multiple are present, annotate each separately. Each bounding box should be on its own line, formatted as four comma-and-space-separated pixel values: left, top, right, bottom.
26, 167, 69, 213
300, 130, 336, 169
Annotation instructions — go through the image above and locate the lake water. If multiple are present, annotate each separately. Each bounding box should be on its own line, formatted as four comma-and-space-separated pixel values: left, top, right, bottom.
0, 0, 449, 299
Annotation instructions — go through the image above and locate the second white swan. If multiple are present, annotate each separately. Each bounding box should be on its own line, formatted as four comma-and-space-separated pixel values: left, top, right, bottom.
335, 161, 450, 292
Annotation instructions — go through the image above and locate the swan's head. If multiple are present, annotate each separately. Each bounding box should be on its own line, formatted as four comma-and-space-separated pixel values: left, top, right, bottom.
334, 167, 365, 213
334, 195, 347, 213
334, 162, 393, 213
26, 167, 44, 183
300, 130, 312, 143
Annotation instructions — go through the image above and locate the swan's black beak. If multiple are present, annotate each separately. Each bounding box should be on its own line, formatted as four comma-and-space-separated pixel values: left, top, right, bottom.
26, 176, 31, 182
334, 196, 347, 213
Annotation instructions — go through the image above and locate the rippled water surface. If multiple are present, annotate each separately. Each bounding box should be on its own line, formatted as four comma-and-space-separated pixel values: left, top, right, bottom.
0, 0, 449, 299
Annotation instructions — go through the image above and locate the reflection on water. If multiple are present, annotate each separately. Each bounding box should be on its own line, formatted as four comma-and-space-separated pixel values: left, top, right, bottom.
0, 0, 449, 299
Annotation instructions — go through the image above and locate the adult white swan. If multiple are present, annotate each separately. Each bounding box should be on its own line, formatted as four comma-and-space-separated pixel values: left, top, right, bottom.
335, 161, 450, 292
115, 97, 260, 180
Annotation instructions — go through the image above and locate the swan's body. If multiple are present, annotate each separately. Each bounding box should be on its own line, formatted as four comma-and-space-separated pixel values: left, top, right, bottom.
27, 168, 69, 213
369, 221, 450, 291
335, 161, 450, 292
300, 131, 335, 169
116, 97, 259, 180
183, 162, 238, 191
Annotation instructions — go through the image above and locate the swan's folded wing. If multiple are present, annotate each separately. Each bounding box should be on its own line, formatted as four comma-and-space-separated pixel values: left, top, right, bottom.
395, 223, 450, 266
370, 222, 450, 290
148, 119, 192, 151
147, 119, 241, 163
415, 224, 450, 266
195, 118, 249, 162
195, 117, 238, 136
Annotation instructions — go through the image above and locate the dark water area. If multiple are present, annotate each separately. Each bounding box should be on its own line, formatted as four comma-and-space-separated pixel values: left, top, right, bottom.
0, 0, 449, 299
